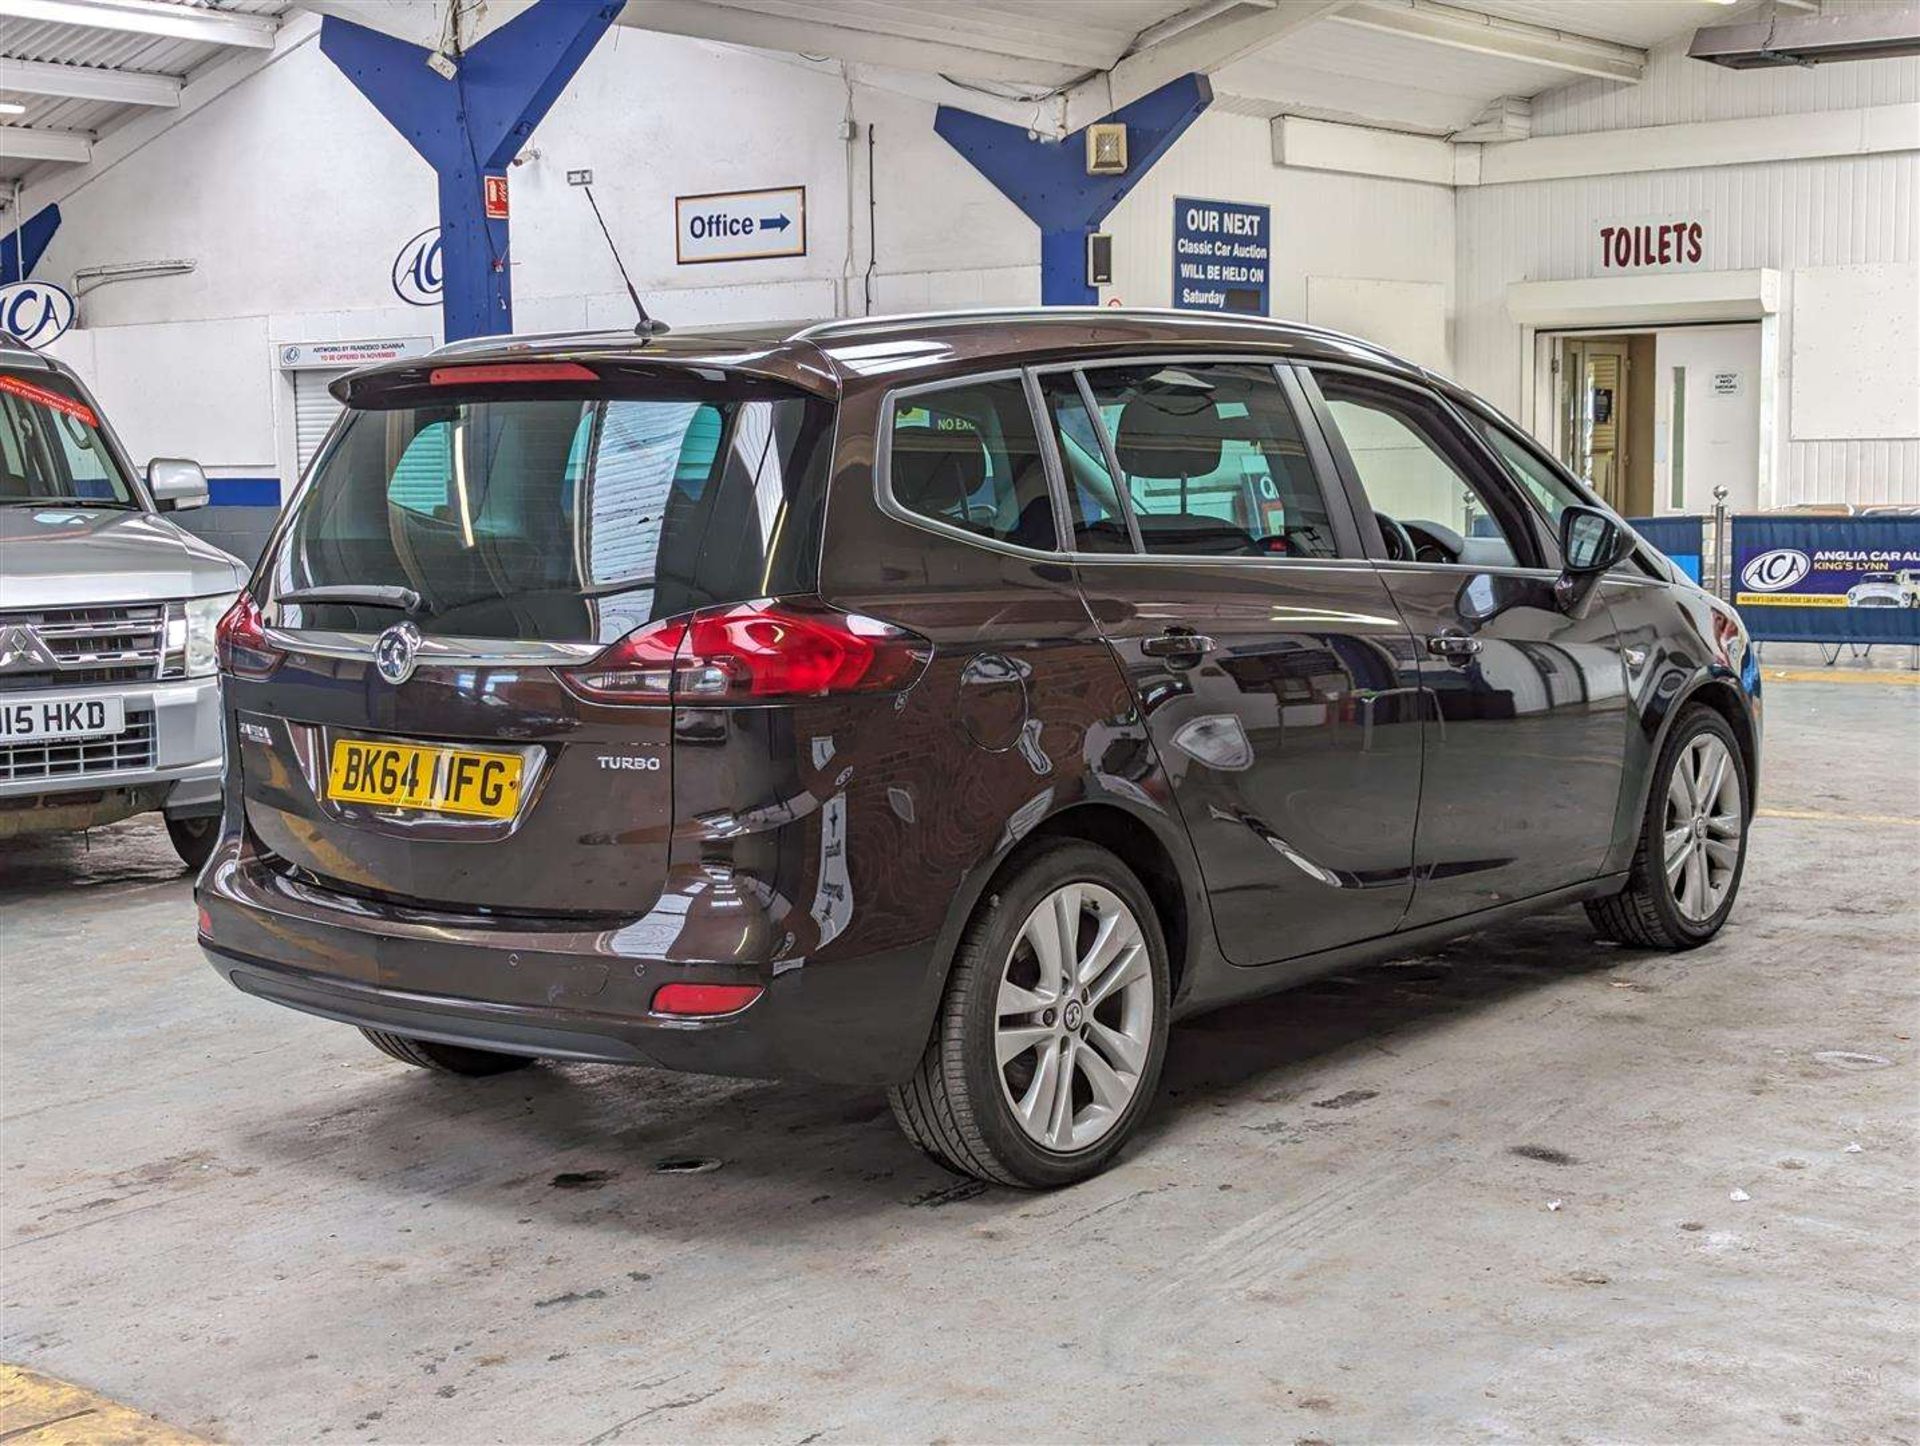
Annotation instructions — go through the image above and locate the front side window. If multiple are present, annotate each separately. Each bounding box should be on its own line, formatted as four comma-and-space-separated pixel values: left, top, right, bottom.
0, 372, 136, 507
1458, 404, 1587, 529
887, 378, 1058, 550
1314, 371, 1532, 568
1074, 364, 1340, 559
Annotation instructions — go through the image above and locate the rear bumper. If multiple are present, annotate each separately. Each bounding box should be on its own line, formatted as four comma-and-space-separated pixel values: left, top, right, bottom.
196, 847, 942, 1086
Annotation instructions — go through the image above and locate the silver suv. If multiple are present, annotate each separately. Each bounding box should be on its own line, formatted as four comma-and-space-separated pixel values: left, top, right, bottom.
1, 337, 244, 868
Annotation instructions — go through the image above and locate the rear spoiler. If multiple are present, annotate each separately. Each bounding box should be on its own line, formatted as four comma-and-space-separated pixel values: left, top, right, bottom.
332, 340, 837, 407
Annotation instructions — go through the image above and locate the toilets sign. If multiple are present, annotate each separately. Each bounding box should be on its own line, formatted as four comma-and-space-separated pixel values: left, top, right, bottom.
1172, 197, 1270, 315
674, 186, 807, 265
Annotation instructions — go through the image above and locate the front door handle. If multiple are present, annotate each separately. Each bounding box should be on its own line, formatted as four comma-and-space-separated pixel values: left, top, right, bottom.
1141, 630, 1217, 660
1427, 633, 1483, 659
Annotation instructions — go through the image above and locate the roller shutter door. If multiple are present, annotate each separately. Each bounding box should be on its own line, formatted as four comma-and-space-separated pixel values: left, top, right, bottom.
293, 369, 348, 478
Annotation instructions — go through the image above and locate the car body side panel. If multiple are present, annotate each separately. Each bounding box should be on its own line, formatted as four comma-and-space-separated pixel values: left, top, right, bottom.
1601, 577, 1762, 875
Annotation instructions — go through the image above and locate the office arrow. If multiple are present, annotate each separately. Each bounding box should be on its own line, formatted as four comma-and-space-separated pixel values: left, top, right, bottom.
759, 214, 791, 232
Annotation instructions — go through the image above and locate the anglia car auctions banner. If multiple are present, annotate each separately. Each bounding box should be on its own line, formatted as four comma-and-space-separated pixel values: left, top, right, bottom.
1731, 515, 1920, 645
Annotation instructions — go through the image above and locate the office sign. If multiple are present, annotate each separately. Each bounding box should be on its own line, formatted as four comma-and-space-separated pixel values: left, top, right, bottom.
675, 186, 807, 264
1172, 197, 1269, 315
278, 337, 433, 371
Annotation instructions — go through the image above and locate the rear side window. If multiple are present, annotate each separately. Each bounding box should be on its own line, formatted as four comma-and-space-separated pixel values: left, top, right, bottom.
887, 378, 1058, 550
271, 380, 832, 642
1075, 364, 1340, 558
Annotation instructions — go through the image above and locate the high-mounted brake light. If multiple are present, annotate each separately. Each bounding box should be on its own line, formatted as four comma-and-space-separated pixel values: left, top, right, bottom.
651, 982, 764, 1017
562, 599, 929, 706
215, 591, 283, 678
428, 363, 598, 385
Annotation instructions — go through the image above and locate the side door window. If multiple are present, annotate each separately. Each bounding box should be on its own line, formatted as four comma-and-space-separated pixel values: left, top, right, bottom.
885, 376, 1059, 551
1310, 369, 1539, 570
1042, 363, 1342, 559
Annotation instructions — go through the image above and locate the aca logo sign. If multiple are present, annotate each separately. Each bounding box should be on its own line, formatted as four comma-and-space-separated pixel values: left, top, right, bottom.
1740, 548, 1812, 592
392, 228, 443, 307
0, 281, 77, 349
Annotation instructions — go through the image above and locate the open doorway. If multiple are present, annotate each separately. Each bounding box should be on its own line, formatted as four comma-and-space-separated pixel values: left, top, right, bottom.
1555, 333, 1656, 515
1543, 323, 1764, 517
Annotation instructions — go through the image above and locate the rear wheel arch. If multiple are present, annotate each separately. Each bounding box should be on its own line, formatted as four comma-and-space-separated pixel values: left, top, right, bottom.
1026, 802, 1195, 1001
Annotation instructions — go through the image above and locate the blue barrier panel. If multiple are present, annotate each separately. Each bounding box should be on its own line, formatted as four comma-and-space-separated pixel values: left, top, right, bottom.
1731, 515, 1920, 644
1628, 515, 1704, 584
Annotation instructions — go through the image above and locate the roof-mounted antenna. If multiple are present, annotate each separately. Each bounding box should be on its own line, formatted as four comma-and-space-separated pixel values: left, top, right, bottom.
569, 170, 669, 338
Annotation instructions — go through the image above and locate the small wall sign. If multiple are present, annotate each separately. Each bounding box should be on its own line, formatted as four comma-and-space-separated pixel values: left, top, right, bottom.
1711, 370, 1744, 397
278, 337, 433, 371
1599, 220, 1704, 271
675, 186, 807, 264
484, 174, 509, 220
1172, 196, 1270, 315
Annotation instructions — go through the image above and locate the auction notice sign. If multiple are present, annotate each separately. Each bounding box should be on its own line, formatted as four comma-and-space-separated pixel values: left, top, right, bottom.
1172, 197, 1270, 315
1731, 515, 1920, 644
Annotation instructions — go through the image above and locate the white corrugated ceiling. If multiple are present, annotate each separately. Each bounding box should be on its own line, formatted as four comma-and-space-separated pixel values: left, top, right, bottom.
1, 0, 289, 186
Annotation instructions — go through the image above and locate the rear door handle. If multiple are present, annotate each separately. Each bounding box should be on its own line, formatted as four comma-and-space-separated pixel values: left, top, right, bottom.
1141, 630, 1217, 659
1427, 633, 1483, 659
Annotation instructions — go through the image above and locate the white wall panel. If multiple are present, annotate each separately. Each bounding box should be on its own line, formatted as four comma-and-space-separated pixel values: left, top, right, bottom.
1457, 149, 1919, 506
1790, 263, 1920, 440
1102, 111, 1455, 364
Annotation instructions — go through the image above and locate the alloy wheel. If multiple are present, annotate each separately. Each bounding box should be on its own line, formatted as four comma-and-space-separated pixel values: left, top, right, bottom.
1664, 733, 1743, 923
994, 882, 1155, 1153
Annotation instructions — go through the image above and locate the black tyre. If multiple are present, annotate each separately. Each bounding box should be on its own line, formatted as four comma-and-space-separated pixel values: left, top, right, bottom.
359, 1028, 536, 1077
164, 814, 219, 872
1587, 705, 1750, 950
888, 839, 1171, 1189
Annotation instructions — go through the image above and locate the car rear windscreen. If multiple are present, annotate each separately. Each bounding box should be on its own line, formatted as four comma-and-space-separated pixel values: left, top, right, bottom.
268, 377, 833, 642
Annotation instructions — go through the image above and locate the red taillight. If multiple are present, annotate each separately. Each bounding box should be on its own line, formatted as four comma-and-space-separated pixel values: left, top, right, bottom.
562, 599, 928, 705
428, 362, 597, 385
215, 591, 283, 678
651, 982, 764, 1017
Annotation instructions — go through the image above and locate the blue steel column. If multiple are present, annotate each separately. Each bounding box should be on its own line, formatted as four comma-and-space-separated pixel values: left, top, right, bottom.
1, 204, 60, 285
934, 75, 1212, 306
320, 1, 619, 341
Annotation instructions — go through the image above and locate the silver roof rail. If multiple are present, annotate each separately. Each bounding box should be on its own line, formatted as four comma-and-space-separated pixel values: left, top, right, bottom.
787, 306, 1393, 359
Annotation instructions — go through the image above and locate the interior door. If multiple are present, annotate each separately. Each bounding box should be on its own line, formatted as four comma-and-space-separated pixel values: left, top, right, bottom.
1560, 339, 1631, 511
1304, 366, 1630, 926
1038, 360, 1424, 966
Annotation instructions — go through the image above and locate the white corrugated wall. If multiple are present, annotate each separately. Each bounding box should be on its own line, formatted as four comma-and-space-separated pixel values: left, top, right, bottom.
1456, 29, 1920, 507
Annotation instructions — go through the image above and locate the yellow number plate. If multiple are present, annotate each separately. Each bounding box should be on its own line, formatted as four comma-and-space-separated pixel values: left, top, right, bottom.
326, 738, 524, 819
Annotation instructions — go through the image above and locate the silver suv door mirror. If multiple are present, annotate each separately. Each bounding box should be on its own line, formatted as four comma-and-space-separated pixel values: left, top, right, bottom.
147, 458, 209, 511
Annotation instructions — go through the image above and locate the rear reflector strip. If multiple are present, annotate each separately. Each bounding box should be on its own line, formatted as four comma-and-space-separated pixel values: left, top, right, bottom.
428, 362, 598, 385
651, 983, 764, 1017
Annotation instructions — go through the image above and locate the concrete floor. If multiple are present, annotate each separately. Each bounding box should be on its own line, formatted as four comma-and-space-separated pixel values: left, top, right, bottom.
3, 672, 1916, 1444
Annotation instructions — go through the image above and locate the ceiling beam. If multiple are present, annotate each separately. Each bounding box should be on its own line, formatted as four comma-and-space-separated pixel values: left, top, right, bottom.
1331, 0, 1647, 84
0, 124, 93, 163
1066, 0, 1346, 129
0, 57, 181, 107
0, 0, 277, 50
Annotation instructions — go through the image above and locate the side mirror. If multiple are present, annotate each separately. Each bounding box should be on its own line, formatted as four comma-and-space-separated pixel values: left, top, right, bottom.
147, 458, 208, 512
1554, 505, 1634, 617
